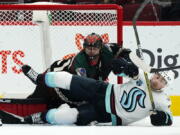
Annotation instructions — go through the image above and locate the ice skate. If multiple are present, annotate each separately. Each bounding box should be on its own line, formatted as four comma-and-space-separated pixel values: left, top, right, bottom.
22, 65, 39, 85
24, 112, 45, 124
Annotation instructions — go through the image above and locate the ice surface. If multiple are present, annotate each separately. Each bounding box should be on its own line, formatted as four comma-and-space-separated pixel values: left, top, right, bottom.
1, 117, 180, 135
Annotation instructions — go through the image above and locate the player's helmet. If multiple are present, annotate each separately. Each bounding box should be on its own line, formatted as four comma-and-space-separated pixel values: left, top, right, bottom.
159, 70, 175, 86
83, 33, 103, 49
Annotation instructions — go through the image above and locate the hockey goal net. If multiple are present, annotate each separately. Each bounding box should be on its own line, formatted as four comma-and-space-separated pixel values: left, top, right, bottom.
0, 4, 122, 97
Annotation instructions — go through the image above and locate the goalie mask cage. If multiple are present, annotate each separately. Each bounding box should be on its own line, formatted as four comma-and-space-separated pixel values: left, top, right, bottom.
0, 4, 122, 116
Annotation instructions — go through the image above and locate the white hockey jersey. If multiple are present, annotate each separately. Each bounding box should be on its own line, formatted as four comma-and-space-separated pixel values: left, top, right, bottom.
105, 70, 172, 125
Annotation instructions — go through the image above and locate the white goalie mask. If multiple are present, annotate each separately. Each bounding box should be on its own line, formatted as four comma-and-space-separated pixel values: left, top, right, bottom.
159, 70, 175, 86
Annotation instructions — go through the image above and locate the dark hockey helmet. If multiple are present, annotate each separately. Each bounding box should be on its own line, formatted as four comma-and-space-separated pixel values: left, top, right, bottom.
83, 33, 103, 49
83, 33, 103, 61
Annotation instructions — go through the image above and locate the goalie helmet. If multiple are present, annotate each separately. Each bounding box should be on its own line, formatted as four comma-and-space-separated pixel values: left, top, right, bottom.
83, 33, 103, 49
159, 70, 175, 86
83, 33, 103, 61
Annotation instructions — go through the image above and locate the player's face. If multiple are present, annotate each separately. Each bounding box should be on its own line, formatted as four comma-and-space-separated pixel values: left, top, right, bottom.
150, 73, 167, 90
85, 46, 100, 57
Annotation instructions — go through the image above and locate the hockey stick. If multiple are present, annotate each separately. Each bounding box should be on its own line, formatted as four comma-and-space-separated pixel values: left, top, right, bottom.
0, 119, 2, 126
132, 0, 156, 112
151, 66, 180, 73
129, 52, 180, 73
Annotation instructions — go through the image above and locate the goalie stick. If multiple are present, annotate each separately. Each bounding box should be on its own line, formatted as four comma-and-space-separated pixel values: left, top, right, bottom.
132, 0, 156, 112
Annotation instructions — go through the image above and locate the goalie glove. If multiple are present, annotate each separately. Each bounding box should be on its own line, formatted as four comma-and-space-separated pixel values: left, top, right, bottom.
111, 58, 139, 78
150, 110, 173, 126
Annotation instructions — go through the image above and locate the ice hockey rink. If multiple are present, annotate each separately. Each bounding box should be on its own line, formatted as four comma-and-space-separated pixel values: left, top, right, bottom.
1, 117, 180, 135
0, 2, 180, 135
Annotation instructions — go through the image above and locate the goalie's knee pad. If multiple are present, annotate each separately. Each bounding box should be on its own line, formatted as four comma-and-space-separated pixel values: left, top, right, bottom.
46, 104, 79, 125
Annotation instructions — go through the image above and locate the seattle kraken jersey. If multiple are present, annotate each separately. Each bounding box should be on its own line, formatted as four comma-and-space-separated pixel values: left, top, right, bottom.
105, 70, 172, 125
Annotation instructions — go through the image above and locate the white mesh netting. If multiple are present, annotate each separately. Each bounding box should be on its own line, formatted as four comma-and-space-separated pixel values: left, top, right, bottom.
0, 9, 117, 26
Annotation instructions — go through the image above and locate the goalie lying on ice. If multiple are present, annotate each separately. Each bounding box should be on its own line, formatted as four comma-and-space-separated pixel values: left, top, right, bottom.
0, 55, 175, 126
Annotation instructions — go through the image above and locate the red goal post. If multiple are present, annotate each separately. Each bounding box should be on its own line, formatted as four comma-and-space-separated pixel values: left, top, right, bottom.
0, 4, 123, 98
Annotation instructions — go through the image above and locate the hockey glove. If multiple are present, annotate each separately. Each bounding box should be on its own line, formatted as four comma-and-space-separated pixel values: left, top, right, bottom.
118, 48, 132, 61
150, 110, 172, 126
124, 62, 139, 78
112, 58, 139, 78
111, 58, 127, 75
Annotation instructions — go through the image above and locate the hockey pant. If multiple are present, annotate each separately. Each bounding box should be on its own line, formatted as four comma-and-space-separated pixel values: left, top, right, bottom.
45, 72, 111, 125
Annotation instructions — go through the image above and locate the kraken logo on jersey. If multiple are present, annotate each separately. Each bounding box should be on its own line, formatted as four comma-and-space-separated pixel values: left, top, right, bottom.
120, 87, 146, 112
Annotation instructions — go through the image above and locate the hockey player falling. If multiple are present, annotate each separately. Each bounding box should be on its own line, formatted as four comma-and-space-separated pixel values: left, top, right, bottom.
0, 52, 175, 126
